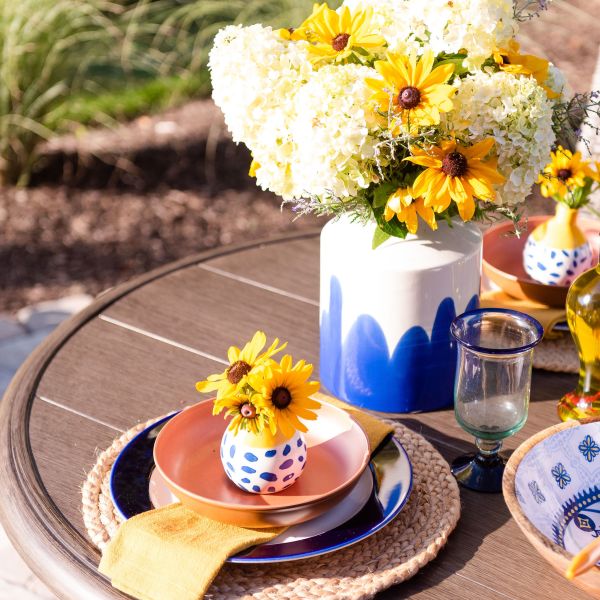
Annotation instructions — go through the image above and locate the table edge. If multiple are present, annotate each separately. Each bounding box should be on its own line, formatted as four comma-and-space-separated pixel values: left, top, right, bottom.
0, 229, 321, 599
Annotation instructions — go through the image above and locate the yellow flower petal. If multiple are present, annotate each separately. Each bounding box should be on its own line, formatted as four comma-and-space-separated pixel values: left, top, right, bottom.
461, 137, 495, 160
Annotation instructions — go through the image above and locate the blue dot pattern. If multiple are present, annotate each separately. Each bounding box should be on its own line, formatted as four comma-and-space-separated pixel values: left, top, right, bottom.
524, 237, 594, 286
220, 430, 306, 493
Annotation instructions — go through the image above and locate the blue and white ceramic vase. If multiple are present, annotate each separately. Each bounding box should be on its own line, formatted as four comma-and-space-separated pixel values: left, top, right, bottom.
523, 203, 594, 286
320, 215, 481, 414
220, 428, 307, 494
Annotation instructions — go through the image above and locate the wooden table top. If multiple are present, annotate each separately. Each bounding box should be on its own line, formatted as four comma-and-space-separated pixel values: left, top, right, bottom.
0, 230, 582, 599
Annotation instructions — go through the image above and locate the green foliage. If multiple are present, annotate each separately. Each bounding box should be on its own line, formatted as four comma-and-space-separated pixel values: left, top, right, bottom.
372, 205, 409, 240
0, 0, 125, 184
0, 0, 339, 185
372, 182, 397, 208
47, 72, 211, 128
371, 227, 391, 250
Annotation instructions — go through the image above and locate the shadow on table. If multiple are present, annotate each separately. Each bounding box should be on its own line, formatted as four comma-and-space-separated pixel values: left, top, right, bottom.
377, 418, 511, 598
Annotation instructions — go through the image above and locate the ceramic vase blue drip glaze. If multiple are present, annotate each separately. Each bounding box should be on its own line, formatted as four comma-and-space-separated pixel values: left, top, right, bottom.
319, 216, 482, 414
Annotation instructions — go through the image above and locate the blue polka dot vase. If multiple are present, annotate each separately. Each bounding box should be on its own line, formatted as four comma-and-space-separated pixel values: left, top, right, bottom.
220, 427, 307, 494
523, 203, 594, 287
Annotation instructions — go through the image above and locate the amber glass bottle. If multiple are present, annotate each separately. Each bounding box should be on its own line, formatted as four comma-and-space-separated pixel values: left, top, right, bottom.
557, 259, 600, 421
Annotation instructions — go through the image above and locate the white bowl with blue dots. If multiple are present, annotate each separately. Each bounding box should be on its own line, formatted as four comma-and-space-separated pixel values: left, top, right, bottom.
523, 236, 594, 286
221, 429, 307, 494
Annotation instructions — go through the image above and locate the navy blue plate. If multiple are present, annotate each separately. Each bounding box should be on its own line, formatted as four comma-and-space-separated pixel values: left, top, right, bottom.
110, 414, 412, 563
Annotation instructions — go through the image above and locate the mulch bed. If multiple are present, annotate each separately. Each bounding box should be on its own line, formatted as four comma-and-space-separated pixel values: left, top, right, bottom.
0, 186, 320, 313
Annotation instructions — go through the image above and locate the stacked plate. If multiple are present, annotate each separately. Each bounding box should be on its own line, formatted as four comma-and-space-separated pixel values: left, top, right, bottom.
110, 399, 413, 563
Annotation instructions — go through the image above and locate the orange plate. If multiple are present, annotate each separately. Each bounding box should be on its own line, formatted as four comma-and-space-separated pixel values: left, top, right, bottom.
153, 399, 371, 528
483, 215, 600, 308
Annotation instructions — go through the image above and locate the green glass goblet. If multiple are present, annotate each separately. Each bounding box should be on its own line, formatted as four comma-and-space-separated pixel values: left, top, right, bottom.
450, 308, 543, 493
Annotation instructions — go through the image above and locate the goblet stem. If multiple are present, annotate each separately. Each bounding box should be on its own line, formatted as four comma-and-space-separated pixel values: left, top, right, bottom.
475, 438, 502, 458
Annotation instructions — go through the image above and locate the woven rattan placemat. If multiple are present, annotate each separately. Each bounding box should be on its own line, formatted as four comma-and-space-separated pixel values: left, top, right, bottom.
83, 417, 461, 599
534, 335, 578, 374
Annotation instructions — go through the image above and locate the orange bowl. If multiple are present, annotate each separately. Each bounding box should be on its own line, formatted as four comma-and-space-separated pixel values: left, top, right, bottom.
153, 399, 371, 528
483, 216, 600, 308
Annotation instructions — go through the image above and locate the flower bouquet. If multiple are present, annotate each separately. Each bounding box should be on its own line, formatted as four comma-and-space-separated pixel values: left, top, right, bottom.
196, 331, 321, 494
207, 0, 600, 243
525, 147, 600, 285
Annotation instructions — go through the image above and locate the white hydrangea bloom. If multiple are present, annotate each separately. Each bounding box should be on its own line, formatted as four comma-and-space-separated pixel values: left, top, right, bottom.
421, 0, 516, 68
546, 64, 570, 101
341, 0, 425, 56
446, 70, 556, 205
342, 0, 515, 67
290, 64, 379, 200
209, 25, 312, 143
209, 24, 313, 198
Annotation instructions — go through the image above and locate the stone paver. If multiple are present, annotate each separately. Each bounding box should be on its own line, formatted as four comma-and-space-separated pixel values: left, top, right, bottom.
0, 295, 93, 599
0, 528, 55, 600
17, 294, 92, 333
0, 317, 25, 342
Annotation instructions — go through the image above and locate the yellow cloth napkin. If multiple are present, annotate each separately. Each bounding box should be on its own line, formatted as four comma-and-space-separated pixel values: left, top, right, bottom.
99, 396, 393, 600
480, 289, 566, 336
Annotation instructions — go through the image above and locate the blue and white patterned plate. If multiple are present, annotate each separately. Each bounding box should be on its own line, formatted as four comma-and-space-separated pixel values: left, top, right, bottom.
514, 421, 600, 558
110, 413, 413, 563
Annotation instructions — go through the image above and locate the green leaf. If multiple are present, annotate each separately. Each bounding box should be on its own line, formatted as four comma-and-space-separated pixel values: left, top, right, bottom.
372, 227, 391, 249
435, 56, 469, 77
372, 206, 409, 240
372, 181, 396, 208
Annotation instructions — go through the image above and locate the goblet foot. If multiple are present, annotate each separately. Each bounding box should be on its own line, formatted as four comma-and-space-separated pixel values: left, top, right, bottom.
451, 452, 506, 493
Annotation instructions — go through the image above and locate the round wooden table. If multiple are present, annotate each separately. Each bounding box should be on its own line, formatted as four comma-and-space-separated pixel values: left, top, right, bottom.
0, 231, 582, 599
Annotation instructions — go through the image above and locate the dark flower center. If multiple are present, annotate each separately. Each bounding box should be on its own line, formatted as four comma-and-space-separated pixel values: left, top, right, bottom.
226, 360, 251, 384
240, 402, 256, 418
557, 168, 572, 181
332, 33, 350, 52
271, 386, 292, 409
441, 151, 468, 178
397, 86, 421, 109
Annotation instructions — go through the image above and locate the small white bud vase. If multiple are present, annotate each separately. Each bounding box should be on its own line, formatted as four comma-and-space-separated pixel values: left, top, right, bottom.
523, 203, 594, 286
220, 427, 307, 494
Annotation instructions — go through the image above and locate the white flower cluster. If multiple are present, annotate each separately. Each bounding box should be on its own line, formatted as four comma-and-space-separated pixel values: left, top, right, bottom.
342, 0, 516, 67
341, 0, 425, 56
209, 3, 560, 217
210, 25, 378, 200
290, 64, 379, 200
546, 64, 570, 101
447, 70, 556, 205
209, 24, 313, 198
